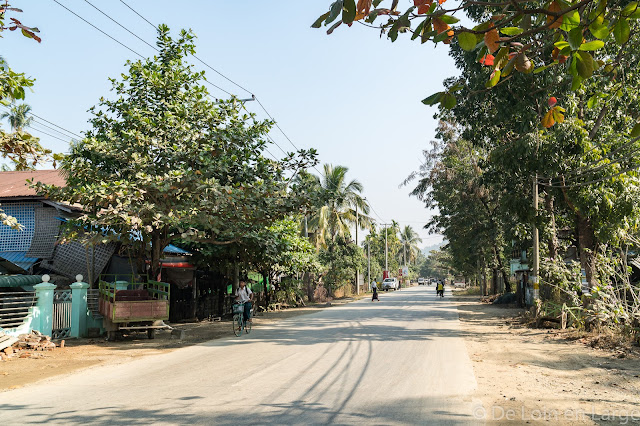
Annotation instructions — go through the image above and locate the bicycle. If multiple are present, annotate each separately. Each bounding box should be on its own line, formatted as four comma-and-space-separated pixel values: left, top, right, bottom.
232, 302, 252, 336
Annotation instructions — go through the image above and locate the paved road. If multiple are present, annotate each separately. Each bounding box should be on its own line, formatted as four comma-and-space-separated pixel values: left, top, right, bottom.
0, 286, 483, 425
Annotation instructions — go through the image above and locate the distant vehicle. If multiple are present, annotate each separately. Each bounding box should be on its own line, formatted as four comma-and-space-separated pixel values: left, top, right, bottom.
382, 277, 398, 291
418, 277, 426, 285
454, 278, 466, 288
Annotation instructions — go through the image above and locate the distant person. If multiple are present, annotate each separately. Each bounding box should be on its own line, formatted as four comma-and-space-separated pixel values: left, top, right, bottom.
436, 280, 445, 298
234, 280, 254, 322
371, 280, 379, 301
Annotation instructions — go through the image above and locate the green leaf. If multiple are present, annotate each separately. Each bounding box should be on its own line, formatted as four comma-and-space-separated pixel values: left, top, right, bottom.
589, 21, 610, 39
422, 92, 443, 106
449, 83, 464, 92
373, 0, 383, 6
501, 56, 517, 77
311, 12, 330, 28
439, 15, 460, 24
560, 9, 580, 32
485, 69, 501, 88
579, 40, 605, 51
586, 95, 598, 108
554, 40, 570, 50
411, 20, 426, 40
571, 74, 583, 90
441, 93, 457, 109
568, 27, 583, 50
458, 31, 477, 51
575, 51, 594, 79
631, 122, 640, 138
613, 19, 631, 44
500, 27, 523, 36
494, 46, 509, 68
327, 1, 344, 24
433, 30, 452, 43
342, 0, 356, 24
622, 2, 638, 17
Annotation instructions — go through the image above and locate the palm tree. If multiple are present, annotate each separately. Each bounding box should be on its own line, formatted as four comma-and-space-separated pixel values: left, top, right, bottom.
2, 103, 33, 131
399, 225, 423, 266
306, 164, 372, 249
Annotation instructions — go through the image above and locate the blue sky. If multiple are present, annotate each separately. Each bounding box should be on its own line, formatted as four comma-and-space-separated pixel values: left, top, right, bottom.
2, 0, 455, 247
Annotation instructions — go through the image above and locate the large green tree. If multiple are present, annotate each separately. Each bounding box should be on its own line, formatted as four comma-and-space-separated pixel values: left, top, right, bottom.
37, 26, 317, 278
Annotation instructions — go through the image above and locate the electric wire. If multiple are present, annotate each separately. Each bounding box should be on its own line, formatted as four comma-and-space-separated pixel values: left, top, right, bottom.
28, 124, 72, 143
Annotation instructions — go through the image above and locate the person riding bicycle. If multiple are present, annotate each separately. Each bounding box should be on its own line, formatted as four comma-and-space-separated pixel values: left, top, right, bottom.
234, 280, 254, 323
436, 280, 445, 297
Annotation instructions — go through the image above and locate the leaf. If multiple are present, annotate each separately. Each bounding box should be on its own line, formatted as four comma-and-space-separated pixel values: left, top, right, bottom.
501, 55, 517, 76
311, 12, 330, 28
500, 27, 523, 36
546, 1, 563, 29
571, 74, 583, 90
586, 95, 599, 108
613, 19, 630, 44
342, 0, 357, 24
494, 46, 509, 69
327, 21, 342, 34
422, 92, 443, 105
579, 40, 605, 51
479, 54, 495, 66
551, 106, 565, 124
574, 51, 594, 78
560, 9, 580, 32
357, 0, 373, 17
631, 122, 640, 138
542, 108, 555, 128
458, 31, 477, 51
433, 18, 453, 43
485, 69, 501, 88
411, 20, 426, 40
439, 15, 460, 24
589, 20, 610, 39
622, 2, 638, 17
515, 53, 532, 73
568, 27, 583, 50
484, 26, 500, 53
327, 1, 344, 24
441, 93, 456, 109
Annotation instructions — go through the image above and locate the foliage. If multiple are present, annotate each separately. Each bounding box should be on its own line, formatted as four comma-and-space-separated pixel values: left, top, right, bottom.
319, 236, 366, 292
314, 0, 640, 126
303, 164, 372, 249
35, 26, 317, 277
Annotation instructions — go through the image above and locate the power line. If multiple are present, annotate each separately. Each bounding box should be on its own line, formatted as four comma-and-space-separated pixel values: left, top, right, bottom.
83, 0, 159, 52
52, 0, 145, 59
29, 113, 83, 140
0, 105, 82, 141
29, 124, 72, 143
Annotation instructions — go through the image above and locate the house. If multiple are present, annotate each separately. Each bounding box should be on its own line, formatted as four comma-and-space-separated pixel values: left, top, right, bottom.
0, 170, 106, 282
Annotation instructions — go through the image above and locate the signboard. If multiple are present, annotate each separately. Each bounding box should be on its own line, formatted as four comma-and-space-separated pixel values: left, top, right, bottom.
398, 268, 403, 277
402, 266, 409, 277
383, 270, 390, 279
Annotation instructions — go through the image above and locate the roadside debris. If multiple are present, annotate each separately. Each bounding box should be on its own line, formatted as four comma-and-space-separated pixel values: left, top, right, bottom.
0, 331, 61, 361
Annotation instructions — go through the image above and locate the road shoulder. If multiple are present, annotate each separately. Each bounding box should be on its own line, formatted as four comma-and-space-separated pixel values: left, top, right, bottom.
455, 294, 640, 425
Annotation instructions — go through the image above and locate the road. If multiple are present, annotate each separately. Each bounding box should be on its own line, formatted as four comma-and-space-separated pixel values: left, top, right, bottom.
0, 286, 483, 425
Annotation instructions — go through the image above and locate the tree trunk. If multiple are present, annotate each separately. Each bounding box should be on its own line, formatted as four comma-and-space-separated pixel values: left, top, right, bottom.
150, 229, 165, 281
492, 242, 511, 292
577, 213, 598, 289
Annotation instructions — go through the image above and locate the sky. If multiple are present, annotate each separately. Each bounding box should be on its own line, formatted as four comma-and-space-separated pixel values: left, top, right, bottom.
2, 0, 455, 248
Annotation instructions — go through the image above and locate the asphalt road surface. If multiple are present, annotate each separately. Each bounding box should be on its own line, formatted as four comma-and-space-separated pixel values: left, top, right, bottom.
0, 286, 483, 425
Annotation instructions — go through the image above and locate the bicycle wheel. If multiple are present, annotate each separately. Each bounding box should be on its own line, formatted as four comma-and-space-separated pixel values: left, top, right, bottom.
245, 317, 252, 334
232, 314, 242, 337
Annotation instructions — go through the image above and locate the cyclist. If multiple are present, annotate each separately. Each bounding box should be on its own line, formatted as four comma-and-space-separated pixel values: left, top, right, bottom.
234, 279, 254, 323
436, 280, 445, 297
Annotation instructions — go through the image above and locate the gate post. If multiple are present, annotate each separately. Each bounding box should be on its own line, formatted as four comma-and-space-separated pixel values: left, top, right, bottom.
70, 274, 89, 338
33, 275, 57, 337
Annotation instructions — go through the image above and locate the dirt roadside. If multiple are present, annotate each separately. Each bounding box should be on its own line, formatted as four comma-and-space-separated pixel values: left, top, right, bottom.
454, 293, 640, 425
0, 297, 364, 392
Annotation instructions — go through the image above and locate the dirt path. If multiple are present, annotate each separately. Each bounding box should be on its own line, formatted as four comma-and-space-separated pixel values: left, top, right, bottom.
0, 298, 363, 392
454, 294, 640, 425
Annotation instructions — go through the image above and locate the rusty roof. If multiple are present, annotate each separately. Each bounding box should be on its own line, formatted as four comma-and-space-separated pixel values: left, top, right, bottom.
0, 170, 66, 199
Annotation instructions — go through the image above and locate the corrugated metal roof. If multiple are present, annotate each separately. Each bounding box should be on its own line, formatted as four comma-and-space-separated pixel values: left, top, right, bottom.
0, 170, 66, 199
0, 251, 39, 272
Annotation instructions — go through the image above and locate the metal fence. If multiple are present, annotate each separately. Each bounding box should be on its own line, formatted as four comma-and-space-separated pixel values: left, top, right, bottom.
0, 291, 37, 329
52, 290, 72, 339
87, 288, 102, 320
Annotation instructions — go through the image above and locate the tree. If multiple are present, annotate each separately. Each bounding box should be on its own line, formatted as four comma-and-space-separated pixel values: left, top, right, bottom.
399, 225, 422, 265
319, 236, 365, 294
305, 164, 372, 248
313, 0, 640, 126
1, 103, 32, 131
36, 26, 317, 279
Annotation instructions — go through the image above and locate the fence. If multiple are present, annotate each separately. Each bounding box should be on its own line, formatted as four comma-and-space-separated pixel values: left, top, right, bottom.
0, 291, 37, 330
52, 290, 72, 339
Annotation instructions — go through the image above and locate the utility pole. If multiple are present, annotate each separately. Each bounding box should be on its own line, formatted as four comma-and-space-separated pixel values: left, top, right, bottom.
367, 237, 371, 291
532, 175, 540, 301
355, 203, 359, 295
384, 223, 388, 273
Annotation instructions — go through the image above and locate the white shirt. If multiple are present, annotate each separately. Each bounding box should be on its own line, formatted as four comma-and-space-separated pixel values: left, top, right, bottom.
371, 282, 377, 290
235, 286, 253, 303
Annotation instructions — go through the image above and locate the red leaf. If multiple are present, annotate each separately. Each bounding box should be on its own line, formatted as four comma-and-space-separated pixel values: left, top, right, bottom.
479, 54, 495, 66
